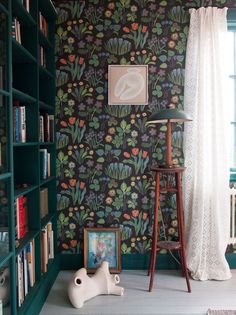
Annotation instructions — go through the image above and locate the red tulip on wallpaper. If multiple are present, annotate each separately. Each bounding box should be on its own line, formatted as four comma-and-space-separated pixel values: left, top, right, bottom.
131, 23, 138, 30
141, 25, 148, 33
123, 151, 131, 158
142, 151, 148, 158
132, 210, 139, 218
80, 181, 86, 189
69, 179, 77, 186
79, 120, 85, 127
68, 54, 76, 62
78, 57, 84, 65
131, 148, 139, 156
69, 117, 76, 125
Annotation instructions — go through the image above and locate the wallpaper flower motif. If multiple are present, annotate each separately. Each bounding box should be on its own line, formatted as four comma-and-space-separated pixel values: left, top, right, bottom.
55, 0, 236, 255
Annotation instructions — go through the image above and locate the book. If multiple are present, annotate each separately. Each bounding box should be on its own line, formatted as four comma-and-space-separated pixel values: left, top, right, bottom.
40, 149, 47, 179
13, 103, 27, 143
39, 115, 44, 142
40, 187, 48, 218
47, 222, 54, 259
41, 228, 48, 273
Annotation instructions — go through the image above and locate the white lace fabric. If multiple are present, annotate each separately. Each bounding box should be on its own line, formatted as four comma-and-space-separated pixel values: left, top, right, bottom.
183, 7, 232, 281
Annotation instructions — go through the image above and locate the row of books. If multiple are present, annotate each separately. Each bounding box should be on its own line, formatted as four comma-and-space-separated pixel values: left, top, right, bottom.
17, 239, 35, 307
13, 103, 26, 143
15, 196, 28, 243
39, 12, 48, 37
40, 187, 49, 219
40, 149, 51, 180
39, 114, 54, 142
12, 18, 21, 44
41, 222, 54, 273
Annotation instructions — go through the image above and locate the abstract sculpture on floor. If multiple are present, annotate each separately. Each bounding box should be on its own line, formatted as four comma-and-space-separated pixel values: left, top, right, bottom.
68, 261, 124, 308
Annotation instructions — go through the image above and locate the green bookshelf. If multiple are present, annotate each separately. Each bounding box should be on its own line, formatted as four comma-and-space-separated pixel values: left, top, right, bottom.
0, 1, 58, 315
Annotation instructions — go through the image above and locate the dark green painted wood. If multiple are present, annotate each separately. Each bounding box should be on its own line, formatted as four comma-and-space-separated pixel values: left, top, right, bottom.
60, 253, 236, 270
12, 87, 37, 102
0, 172, 11, 180
18, 257, 60, 315
0, 0, 57, 313
0, 252, 13, 269
14, 184, 38, 198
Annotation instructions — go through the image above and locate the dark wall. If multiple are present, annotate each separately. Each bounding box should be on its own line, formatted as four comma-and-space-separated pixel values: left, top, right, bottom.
55, 0, 236, 255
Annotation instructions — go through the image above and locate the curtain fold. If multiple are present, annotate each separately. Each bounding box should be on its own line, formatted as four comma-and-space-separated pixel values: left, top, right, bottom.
183, 7, 231, 281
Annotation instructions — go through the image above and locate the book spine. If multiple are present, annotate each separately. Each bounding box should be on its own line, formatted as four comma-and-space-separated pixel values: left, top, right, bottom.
47, 152, 50, 177
20, 106, 26, 143
49, 115, 54, 142
47, 222, 54, 259
23, 248, 28, 296
41, 228, 47, 273
12, 18, 16, 39
39, 115, 44, 142
26, 243, 33, 287
18, 196, 24, 238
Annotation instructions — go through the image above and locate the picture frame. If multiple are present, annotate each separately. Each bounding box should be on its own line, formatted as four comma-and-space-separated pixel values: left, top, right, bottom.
84, 227, 121, 273
108, 65, 148, 105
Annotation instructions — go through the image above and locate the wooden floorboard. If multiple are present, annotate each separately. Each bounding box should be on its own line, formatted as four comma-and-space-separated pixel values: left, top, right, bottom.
40, 270, 236, 315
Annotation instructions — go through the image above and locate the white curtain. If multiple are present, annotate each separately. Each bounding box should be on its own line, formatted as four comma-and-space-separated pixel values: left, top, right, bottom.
183, 7, 232, 281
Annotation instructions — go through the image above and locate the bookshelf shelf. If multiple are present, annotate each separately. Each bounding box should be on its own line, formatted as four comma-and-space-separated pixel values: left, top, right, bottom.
12, 88, 37, 103
12, 0, 36, 26
41, 212, 56, 228
0, 89, 10, 96
14, 184, 38, 199
39, 100, 53, 110
39, 65, 54, 78
0, 172, 12, 180
39, 30, 53, 50
0, 252, 13, 269
13, 142, 39, 147
15, 230, 39, 255
0, 1, 58, 314
39, 142, 54, 146
0, 3, 8, 14
40, 176, 56, 186
12, 39, 37, 63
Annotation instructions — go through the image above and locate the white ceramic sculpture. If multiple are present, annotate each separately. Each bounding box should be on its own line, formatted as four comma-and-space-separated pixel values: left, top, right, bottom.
0, 267, 10, 306
68, 261, 124, 308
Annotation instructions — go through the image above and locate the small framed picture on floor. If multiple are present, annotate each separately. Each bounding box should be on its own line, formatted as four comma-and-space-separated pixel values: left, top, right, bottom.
84, 227, 121, 273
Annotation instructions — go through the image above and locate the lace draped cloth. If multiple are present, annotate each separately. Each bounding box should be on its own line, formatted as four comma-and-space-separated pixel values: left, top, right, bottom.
183, 7, 231, 281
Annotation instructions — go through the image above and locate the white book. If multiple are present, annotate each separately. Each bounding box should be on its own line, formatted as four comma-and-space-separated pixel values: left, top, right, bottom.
0, 299, 2, 315
23, 248, 28, 296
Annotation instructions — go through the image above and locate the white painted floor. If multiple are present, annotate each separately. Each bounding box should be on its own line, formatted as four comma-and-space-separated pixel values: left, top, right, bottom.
40, 270, 236, 315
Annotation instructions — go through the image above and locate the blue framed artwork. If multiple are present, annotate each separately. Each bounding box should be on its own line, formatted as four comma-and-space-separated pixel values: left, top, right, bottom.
84, 227, 121, 273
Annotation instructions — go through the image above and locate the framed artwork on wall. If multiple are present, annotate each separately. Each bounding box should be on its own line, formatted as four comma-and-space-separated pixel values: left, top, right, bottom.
84, 227, 121, 273
108, 65, 148, 105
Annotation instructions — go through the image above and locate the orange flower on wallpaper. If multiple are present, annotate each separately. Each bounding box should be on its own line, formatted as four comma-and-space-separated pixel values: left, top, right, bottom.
80, 181, 86, 189
69, 179, 77, 186
142, 213, 148, 220
59, 58, 67, 64
131, 23, 138, 30
70, 240, 77, 248
142, 151, 148, 158
69, 117, 76, 125
131, 148, 139, 156
60, 120, 67, 127
123, 151, 131, 158
62, 243, 69, 250
61, 182, 68, 189
79, 119, 85, 127
68, 54, 76, 62
141, 25, 148, 33
78, 57, 84, 65
123, 26, 130, 33
132, 210, 139, 218
123, 213, 131, 220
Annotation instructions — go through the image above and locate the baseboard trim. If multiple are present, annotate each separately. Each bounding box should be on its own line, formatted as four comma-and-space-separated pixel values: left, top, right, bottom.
60, 253, 236, 270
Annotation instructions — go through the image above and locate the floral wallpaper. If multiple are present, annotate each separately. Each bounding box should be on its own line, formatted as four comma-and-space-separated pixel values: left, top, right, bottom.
55, 0, 236, 255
